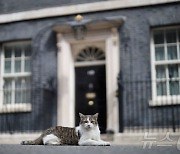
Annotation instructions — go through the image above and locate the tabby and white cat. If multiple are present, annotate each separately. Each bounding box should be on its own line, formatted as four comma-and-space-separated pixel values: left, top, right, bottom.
21, 113, 110, 146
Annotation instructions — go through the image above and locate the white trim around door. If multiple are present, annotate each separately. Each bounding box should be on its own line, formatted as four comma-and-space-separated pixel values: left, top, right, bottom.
56, 28, 120, 133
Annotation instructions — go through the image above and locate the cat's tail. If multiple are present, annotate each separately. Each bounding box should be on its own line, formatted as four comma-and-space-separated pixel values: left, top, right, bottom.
21, 136, 43, 145
21, 140, 36, 145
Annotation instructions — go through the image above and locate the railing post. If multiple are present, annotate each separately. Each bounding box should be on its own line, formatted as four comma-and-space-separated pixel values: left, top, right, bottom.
171, 106, 176, 132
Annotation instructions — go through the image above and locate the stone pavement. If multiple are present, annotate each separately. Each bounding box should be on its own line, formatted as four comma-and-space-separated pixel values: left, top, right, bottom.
0, 144, 180, 154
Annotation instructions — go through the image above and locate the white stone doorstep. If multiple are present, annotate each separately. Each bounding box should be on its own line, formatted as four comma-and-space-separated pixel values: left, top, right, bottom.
0, 133, 41, 144
113, 132, 180, 145
0, 132, 180, 145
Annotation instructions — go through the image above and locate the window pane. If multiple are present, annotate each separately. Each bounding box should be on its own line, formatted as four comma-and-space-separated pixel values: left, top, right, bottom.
157, 82, 167, 96
155, 46, 165, 61
15, 78, 22, 103
14, 46, 22, 57
15, 77, 31, 103
15, 60, 21, 72
167, 46, 177, 60
3, 79, 12, 104
169, 81, 179, 95
4, 60, 11, 73
24, 45, 31, 57
4, 47, 12, 58
168, 64, 179, 78
22, 79, 26, 103
154, 30, 164, 44
22, 78, 31, 103
166, 29, 177, 43
156, 65, 166, 79
25, 59, 31, 72
25, 78, 31, 103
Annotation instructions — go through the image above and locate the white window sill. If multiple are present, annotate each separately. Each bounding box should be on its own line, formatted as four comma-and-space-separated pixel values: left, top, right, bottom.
0, 103, 32, 113
149, 96, 180, 106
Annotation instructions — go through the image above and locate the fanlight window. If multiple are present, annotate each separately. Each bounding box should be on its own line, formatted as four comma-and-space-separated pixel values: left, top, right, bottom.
76, 46, 105, 62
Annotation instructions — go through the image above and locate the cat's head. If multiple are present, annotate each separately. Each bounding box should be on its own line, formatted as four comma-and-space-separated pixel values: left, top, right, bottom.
79, 113, 99, 129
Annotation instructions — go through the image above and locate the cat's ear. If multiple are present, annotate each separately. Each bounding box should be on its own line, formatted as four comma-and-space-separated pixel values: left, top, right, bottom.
79, 113, 84, 118
93, 113, 99, 118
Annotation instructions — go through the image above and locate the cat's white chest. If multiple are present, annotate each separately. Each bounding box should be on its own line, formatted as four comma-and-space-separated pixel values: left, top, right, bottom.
77, 126, 110, 146
85, 130, 99, 140
79, 127, 100, 141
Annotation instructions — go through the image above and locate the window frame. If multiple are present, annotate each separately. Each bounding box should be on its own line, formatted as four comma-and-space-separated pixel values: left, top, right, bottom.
0, 41, 32, 113
150, 26, 180, 106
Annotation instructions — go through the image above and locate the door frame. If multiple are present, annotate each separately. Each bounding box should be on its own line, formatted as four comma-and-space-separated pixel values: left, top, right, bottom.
56, 28, 120, 133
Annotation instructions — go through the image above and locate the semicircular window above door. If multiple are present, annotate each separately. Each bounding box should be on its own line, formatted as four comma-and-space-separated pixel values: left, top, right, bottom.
75, 46, 105, 62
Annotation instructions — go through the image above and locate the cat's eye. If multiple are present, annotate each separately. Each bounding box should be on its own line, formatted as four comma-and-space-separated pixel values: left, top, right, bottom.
84, 121, 88, 123
91, 121, 95, 124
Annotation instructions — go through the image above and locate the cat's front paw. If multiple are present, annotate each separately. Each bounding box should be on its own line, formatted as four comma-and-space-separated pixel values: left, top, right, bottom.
99, 141, 111, 146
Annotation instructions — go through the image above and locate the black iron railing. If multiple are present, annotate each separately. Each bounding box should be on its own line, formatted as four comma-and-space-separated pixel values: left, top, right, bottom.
118, 78, 180, 133
0, 87, 56, 134
0, 79, 180, 134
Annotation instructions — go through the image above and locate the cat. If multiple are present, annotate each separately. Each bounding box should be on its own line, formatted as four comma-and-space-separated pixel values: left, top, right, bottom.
77, 113, 110, 146
21, 113, 110, 146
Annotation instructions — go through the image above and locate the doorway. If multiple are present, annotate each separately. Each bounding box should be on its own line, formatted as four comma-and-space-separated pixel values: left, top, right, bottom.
56, 29, 120, 133
75, 65, 107, 133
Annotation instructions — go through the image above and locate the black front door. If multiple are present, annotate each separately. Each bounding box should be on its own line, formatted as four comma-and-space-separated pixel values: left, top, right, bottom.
75, 65, 107, 133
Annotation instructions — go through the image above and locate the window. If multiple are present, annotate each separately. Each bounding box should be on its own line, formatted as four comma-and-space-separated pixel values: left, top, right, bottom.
151, 26, 180, 106
0, 41, 32, 112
